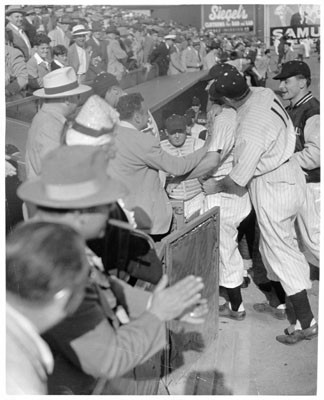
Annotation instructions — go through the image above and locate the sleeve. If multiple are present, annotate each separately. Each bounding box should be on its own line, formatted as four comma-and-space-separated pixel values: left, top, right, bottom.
9, 48, 28, 90
143, 136, 208, 176
229, 138, 264, 186
290, 114, 320, 170
112, 41, 127, 61
209, 119, 235, 161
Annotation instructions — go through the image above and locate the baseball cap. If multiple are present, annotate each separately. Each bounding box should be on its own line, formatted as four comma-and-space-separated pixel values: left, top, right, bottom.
207, 63, 249, 99
165, 114, 187, 134
273, 61, 311, 80
192, 96, 201, 106
92, 73, 120, 98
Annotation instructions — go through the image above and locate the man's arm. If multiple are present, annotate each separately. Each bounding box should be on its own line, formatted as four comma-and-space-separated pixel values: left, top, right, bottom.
290, 115, 320, 170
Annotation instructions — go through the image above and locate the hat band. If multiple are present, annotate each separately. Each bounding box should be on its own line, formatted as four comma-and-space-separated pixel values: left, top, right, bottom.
44, 80, 79, 95
72, 121, 113, 137
45, 180, 100, 201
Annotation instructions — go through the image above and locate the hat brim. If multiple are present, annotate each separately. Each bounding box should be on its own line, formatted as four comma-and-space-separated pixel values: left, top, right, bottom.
33, 84, 92, 98
17, 176, 128, 209
73, 30, 91, 36
6, 9, 26, 16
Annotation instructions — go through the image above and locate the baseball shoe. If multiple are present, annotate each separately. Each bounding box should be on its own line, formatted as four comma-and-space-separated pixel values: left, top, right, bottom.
276, 323, 318, 345
253, 302, 286, 320
219, 302, 246, 321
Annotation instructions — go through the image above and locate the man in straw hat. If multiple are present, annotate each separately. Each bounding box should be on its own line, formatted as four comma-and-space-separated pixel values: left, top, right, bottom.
17, 145, 208, 394
5, 5, 31, 61
25, 66, 91, 180
199, 63, 317, 345
67, 24, 92, 83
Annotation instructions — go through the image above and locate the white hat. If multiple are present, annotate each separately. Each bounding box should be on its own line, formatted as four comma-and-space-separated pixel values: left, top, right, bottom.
72, 24, 91, 36
65, 95, 120, 146
33, 67, 91, 98
164, 34, 176, 40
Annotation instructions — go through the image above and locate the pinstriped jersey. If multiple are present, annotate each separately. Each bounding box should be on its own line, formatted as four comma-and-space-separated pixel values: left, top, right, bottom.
230, 87, 296, 187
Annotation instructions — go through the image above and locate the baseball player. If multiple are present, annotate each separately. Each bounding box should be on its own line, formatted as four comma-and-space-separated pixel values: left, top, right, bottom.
273, 61, 320, 267
180, 95, 251, 320
201, 63, 317, 345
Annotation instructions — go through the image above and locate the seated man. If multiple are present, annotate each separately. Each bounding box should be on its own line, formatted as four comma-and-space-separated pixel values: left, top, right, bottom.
160, 114, 205, 222
185, 108, 208, 141
17, 145, 208, 395
6, 221, 89, 394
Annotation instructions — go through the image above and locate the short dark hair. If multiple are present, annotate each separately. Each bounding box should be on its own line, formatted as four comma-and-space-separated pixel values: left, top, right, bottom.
6, 221, 88, 303
116, 92, 144, 121
53, 44, 68, 56
34, 33, 51, 46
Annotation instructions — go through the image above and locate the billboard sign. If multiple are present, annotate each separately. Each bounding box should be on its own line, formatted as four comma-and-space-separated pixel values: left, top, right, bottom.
202, 4, 255, 33
268, 4, 320, 43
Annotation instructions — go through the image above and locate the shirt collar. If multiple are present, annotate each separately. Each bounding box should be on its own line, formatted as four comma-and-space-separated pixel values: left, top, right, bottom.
118, 120, 137, 130
34, 52, 48, 66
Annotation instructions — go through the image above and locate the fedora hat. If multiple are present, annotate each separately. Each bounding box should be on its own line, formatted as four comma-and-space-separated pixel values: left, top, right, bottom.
65, 95, 120, 145
5, 5, 26, 16
33, 67, 91, 98
72, 24, 91, 36
17, 146, 128, 209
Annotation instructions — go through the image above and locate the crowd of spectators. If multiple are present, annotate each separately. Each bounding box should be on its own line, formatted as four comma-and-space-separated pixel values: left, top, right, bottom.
6, 4, 280, 102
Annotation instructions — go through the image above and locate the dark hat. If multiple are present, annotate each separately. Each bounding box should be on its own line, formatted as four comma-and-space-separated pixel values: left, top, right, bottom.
92, 21, 103, 32
273, 60, 311, 80
24, 6, 36, 15
92, 72, 120, 98
165, 114, 187, 133
106, 26, 119, 35
5, 5, 26, 16
192, 96, 201, 106
201, 62, 229, 81
207, 63, 249, 99
17, 146, 128, 209
58, 16, 73, 25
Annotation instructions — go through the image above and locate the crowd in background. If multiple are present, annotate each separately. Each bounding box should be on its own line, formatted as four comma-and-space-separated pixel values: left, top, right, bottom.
7, 3, 318, 101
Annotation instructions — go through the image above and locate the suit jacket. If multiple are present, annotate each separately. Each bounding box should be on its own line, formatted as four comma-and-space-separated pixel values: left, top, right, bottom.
43, 269, 166, 395
67, 43, 92, 76
6, 303, 52, 394
27, 54, 51, 90
106, 39, 127, 81
22, 18, 37, 47
181, 46, 201, 71
6, 23, 31, 61
48, 26, 71, 49
149, 41, 170, 76
168, 45, 185, 75
108, 123, 208, 234
86, 36, 108, 68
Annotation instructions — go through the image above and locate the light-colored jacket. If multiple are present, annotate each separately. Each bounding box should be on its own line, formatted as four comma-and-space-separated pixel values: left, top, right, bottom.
67, 43, 92, 76
181, 46, 201, 71
106, 38, 127, 81
47, 26, 70, 48
168, 45, 185, 75
108, 122, 208, 234
6, 303, 53, 394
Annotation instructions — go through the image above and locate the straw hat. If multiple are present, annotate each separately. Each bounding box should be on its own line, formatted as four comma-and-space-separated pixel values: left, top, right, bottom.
71, 24, 91, 36
17, 146, 128, 209
65, 95, 120, 146
5, 5, 26, 16
33, 67, 91, 98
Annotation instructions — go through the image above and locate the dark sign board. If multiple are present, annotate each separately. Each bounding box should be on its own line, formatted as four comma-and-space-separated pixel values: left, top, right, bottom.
202, 4, 255, 33
270, 24, 320, 43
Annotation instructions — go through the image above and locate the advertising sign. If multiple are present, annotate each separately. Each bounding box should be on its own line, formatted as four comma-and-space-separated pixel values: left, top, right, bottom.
268, 4, 320, 42
202, 4, 255, 33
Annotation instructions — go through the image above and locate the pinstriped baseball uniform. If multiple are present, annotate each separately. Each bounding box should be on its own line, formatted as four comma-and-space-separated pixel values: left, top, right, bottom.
204, 107, 251, 288
229, 87, 311, 296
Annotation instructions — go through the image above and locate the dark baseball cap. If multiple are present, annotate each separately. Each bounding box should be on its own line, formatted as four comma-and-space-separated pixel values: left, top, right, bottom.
207, 63, 249, 99
92, 73, 119, 98
273, 61, 311, 80
165, 114, 187, 133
